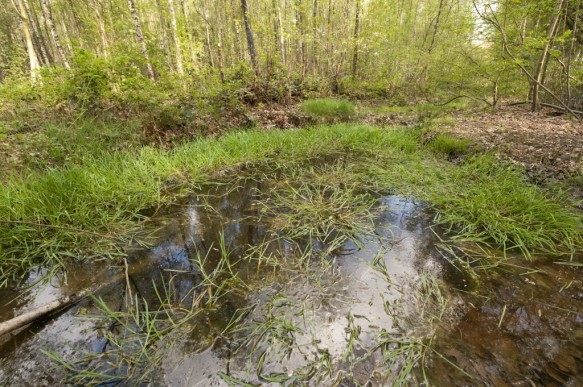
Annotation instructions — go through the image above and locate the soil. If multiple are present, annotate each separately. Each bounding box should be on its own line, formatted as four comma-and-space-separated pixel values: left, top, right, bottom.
443, 105, 583, 183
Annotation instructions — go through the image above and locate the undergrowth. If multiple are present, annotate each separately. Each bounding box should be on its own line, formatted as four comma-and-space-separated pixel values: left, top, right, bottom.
0, 124, 581, 285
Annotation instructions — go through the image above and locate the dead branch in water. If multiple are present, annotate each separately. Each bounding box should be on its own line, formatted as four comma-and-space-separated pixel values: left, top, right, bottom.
0, 270, 127, 337
0, 289, 91, 337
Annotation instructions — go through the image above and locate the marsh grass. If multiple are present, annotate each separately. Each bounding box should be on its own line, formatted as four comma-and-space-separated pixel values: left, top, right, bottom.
258, 181, 377, 246
0, 124, 581, 286
190, 231, 251, 305
427, 134, 470, 157
42, 277, 201, 385
301, 98, 356, 119
425, 154, 582, 258
370, 271, 469, 385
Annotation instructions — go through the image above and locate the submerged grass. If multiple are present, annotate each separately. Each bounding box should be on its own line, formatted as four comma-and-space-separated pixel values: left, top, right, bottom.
43, 277, 201, 385
0, 124, 581, 284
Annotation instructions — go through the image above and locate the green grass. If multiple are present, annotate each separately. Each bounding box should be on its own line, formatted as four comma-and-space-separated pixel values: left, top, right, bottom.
301, 98, 355, 118
0, 125, 581, 285
0, 117, 144, 179
427, 134, 470, 157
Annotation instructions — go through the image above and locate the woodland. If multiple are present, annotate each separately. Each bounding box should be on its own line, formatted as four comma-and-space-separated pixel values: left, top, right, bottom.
0, 0, 582, 385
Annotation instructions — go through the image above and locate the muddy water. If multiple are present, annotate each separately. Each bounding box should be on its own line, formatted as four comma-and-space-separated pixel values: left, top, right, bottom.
0, 178, 581, 386
429, 253, 583, 386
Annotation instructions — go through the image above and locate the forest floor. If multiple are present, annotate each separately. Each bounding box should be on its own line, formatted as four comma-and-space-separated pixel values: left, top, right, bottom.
442, 105, 582, 182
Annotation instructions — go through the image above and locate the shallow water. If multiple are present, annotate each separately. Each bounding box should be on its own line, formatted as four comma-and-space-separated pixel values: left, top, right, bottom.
0, 175, 581, 386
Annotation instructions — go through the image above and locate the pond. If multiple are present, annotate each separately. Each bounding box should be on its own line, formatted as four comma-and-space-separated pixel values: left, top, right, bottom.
0, 163, 581, 386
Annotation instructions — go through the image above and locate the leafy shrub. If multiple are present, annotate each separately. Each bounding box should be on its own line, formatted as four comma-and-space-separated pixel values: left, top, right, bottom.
301, 98, 355, 118
64, 49, 111, 108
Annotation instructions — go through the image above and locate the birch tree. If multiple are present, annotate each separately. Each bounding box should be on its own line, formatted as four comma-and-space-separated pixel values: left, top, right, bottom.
168, 0, 184, 74
40, 0, 70, 69
128, 0, 155, 80
12, 0, 41, 80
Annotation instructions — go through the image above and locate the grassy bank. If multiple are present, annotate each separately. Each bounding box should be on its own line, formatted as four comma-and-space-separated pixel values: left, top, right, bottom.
0, 124, 581, 285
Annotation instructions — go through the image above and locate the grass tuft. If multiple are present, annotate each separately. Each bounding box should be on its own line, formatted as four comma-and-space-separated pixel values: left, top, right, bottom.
301, 99, 355, 118
426, 134, 469, 157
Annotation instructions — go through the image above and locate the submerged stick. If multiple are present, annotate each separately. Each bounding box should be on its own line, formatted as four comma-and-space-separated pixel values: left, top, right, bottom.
0, 269, 128, 337
0, 290, 90, 337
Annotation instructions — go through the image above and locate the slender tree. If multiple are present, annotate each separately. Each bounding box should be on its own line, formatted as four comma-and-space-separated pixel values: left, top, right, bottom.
168, 0, 184, 74
12, 0, 41, 80
40, 0, 70, 69
351, 0, 361, 78
93, 0, 109, 58
532, 0, 566, 111
24, 0, 51, 66
128, 0, 155, 80
240, 0, 258, 74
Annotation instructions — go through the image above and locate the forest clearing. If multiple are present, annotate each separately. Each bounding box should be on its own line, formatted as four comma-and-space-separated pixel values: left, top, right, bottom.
0, 0, 582, 385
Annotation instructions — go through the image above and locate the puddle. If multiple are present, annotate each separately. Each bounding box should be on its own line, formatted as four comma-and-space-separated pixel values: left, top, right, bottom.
429, 254, 583, 386
0, 173, 581, 386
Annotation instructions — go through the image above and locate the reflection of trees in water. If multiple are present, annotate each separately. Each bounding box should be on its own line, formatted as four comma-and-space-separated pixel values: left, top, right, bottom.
127, 179, 266, 308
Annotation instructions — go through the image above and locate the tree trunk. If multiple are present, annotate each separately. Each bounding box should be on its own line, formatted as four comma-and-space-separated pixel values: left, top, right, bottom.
278, 3, 285, 66
128, 0, 155, 80
420, 0, 446, 82
23, 0, 51, 66
168, 0, 184, 74
351, 0, 361, 79
154, 0, 173, 70
40, 0, 69, 69
93, 0, 109, 58
295, 0, 307, 80
566, 0, 578, 107
311, 0, 318, 74
532, 0, 566, 112
201, 9, 215, 68
12, 0, 41, 80
240, 0, 258, 75
65, 0, 83, 47
229, 0, 242, 62
217, 29, 225, 82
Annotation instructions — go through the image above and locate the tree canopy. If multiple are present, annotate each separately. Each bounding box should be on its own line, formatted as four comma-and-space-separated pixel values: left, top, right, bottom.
0, 0, 581, 112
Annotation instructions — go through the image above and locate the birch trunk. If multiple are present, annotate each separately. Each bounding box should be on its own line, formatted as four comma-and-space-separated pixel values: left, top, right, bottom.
93, 0, 109, 58
23, 0, 51, 65
168, 0, 184, 74
41, 0, 69, 69
128, 0, 156, 80
12, 0, 41, 80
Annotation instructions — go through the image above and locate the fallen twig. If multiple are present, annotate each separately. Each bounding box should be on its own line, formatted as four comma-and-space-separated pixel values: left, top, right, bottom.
0, 289, 91, 337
